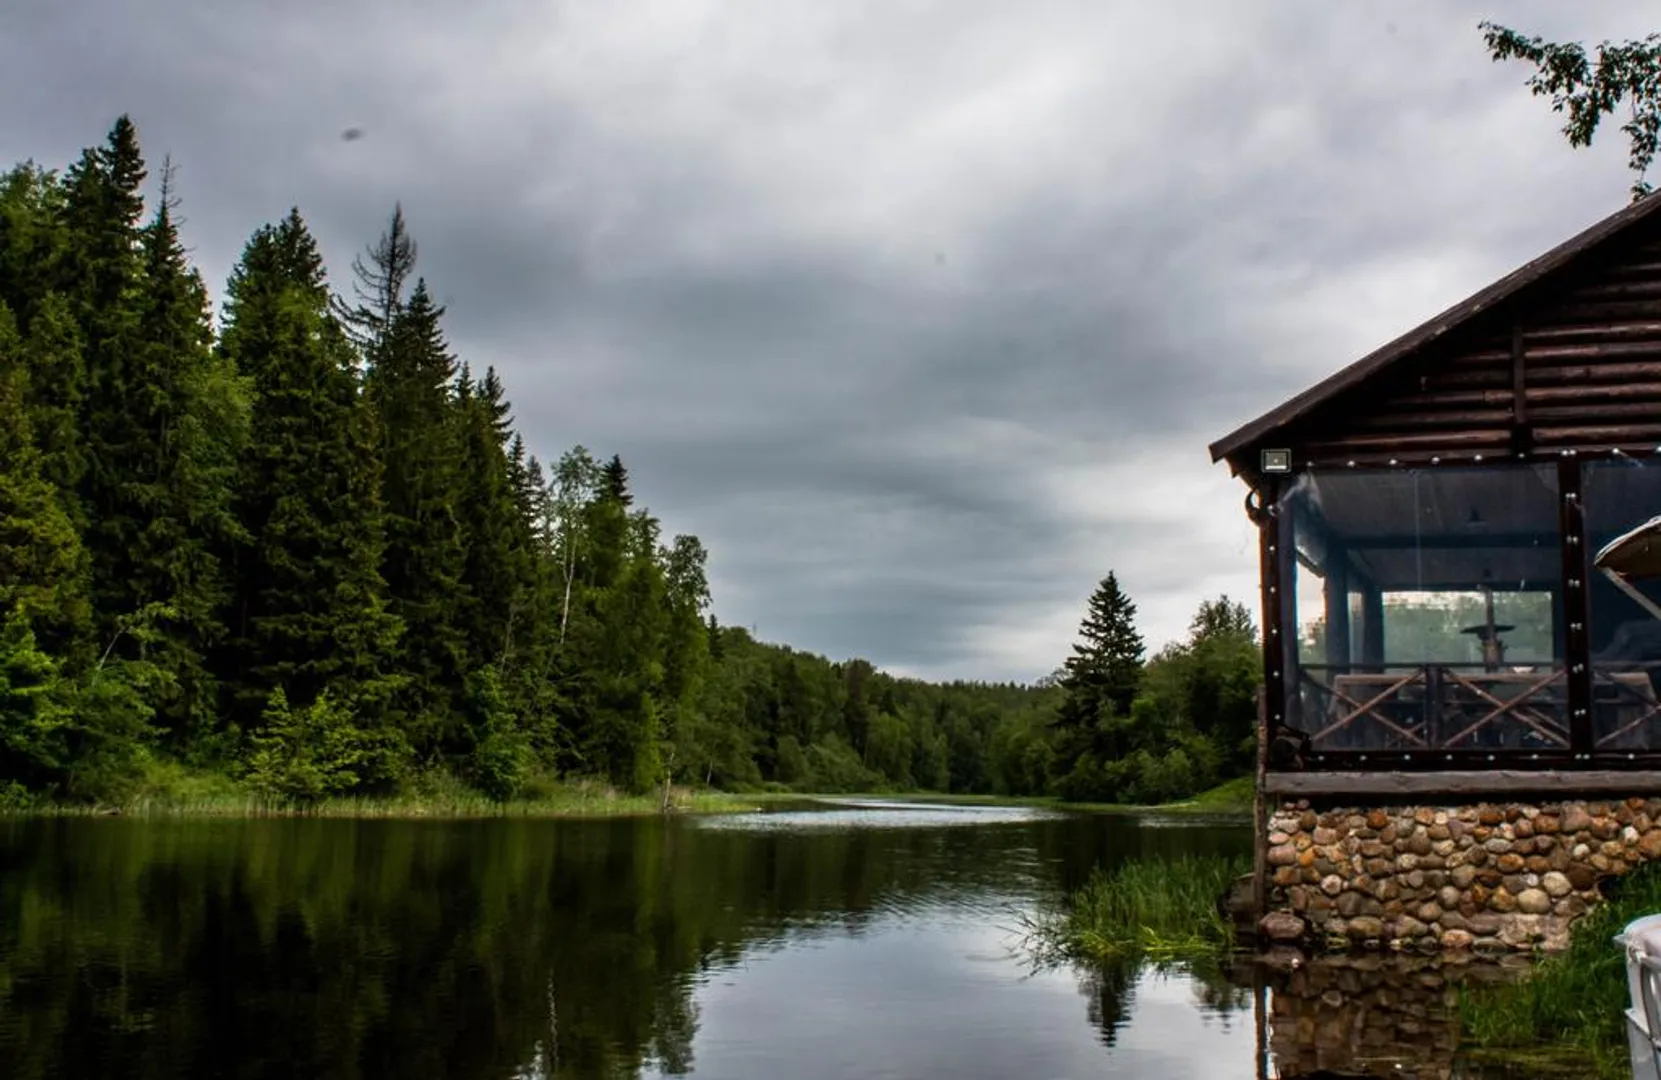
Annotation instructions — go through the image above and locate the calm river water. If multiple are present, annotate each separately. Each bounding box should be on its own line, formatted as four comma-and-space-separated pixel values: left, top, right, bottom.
0, 802, 1578, 1079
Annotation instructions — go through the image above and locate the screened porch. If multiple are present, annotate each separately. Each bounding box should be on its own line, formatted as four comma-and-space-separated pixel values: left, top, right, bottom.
1279, 461, 1661, 760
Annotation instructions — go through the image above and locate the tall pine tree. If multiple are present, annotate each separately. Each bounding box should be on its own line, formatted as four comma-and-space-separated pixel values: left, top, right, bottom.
368, 278, 470, 756
218, 209, 404, 766
60, 117, 146, 661
109, 161, 249, 746
1051, 572, 1147, 799
1060, 572, 1145, 719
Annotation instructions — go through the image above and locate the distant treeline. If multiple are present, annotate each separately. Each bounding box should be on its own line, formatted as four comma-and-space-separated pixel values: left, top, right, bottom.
0, 117, 1258, 807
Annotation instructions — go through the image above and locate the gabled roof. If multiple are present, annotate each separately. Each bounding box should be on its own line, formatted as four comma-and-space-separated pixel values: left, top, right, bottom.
1208, 191, 1661, 467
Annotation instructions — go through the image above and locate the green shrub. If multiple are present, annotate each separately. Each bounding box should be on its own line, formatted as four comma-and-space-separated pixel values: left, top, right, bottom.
0, 779, 37, 812
465, 668, 531, 801
0, 608, 69, 788
774, 735, 809, 787
804, 735, 880, 792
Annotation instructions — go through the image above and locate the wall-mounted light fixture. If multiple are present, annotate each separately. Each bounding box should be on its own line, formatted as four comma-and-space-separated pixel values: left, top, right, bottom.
1261, 448, 1292, 474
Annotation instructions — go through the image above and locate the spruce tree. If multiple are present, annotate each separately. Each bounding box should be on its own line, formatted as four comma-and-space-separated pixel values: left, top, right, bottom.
1052, 572, 1146, 796
334, 203, 417, 354
59, 119, 145, 650
106, 164, 249, 745
454, 368, 540, 694
0, 163, 72, 332
19, 294, 86, 525
1061, 572, 1145, 718
219, 210, 403, 763
601, 454, 632, 507
369, 278, 470, 755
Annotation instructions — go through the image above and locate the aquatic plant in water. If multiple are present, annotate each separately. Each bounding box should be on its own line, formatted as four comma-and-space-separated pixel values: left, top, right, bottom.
1023, 854, 1250, 967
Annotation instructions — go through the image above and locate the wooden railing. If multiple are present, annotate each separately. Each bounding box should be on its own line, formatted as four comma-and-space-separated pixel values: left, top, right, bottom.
1292, 663, 1661, 754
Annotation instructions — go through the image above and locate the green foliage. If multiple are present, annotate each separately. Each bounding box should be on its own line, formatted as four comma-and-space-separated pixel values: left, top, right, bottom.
1482, 22, 1661, 201
63, 657, 162, 801
0, 304, 89, 649
1460, 860, 1661, 1079
245, 688, 368, 804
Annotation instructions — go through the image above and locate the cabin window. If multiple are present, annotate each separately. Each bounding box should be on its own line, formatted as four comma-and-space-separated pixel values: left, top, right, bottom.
1584, 460, 1661, 752
1279, 465, 1565, 754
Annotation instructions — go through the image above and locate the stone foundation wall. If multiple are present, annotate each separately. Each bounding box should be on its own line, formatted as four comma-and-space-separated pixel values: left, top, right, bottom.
1262, 795, 1661, 952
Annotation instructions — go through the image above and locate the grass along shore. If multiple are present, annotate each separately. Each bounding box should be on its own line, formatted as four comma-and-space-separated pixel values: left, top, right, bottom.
0, 759, 1255, 820
1458, 859, 1661, 1080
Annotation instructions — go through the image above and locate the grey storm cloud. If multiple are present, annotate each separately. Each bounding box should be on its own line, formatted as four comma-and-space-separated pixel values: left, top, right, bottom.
2, 0, 1654, 680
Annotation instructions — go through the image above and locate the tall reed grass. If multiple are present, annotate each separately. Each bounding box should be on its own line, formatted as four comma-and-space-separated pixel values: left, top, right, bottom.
1024, 853, 1250, 966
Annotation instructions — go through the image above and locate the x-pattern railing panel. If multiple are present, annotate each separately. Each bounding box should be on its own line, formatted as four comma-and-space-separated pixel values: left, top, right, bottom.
1303, 665, 1574, 752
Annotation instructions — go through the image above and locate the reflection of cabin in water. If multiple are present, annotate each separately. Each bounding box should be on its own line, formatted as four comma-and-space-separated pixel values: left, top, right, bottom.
1211, 193, 1661, 796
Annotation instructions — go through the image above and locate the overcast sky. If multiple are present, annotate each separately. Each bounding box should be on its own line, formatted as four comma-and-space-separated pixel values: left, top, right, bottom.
2, 1, 1651, 683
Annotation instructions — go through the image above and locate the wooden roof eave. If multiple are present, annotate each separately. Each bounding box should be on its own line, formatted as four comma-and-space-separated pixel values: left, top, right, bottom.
1209, 191, 1661, 471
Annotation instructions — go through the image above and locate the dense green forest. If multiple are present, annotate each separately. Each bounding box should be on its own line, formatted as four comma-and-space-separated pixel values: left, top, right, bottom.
0, 117, 1260, 809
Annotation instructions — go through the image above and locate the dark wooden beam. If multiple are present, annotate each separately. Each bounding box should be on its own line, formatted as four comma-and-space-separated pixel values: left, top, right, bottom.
1264, 769, 1661, 798
1341, 532, 1551, 551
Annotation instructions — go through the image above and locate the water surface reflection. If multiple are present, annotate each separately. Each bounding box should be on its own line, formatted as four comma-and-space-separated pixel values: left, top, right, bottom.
0, 805, 1587, 1079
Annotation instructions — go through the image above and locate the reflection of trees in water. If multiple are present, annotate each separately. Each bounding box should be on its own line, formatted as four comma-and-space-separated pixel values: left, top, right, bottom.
1077, 959, 1140, 1047
1073, 954, 1253, 1049
642, 976, 699, 1076
1184, 955, 1253, 1026
0, 814, 1250, 1080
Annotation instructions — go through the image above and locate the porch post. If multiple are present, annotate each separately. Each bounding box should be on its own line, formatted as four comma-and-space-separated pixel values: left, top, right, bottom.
1324, 550, 1351, 669
1360, 581, 1385, 672
1257, 479, 1288, 742
1559, 459, 1592, 759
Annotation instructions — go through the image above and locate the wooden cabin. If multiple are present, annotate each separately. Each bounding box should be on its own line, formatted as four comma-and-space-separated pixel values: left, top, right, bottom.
1211, 193, 1661, 798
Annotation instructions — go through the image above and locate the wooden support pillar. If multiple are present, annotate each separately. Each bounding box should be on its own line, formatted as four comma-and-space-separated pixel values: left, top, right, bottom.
1361, 582, 1385, 672
1324, 551, 1351, 669
1560, 459, 1592, 757
1551, 584, 1566, 660
1251, 684, 1268, 923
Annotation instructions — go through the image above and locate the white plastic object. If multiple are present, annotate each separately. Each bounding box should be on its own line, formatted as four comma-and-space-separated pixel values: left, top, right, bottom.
1615, 914, 1661, 1080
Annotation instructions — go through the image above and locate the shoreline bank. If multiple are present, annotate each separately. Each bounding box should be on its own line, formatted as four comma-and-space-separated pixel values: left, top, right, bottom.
0, 775, 1255, 821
